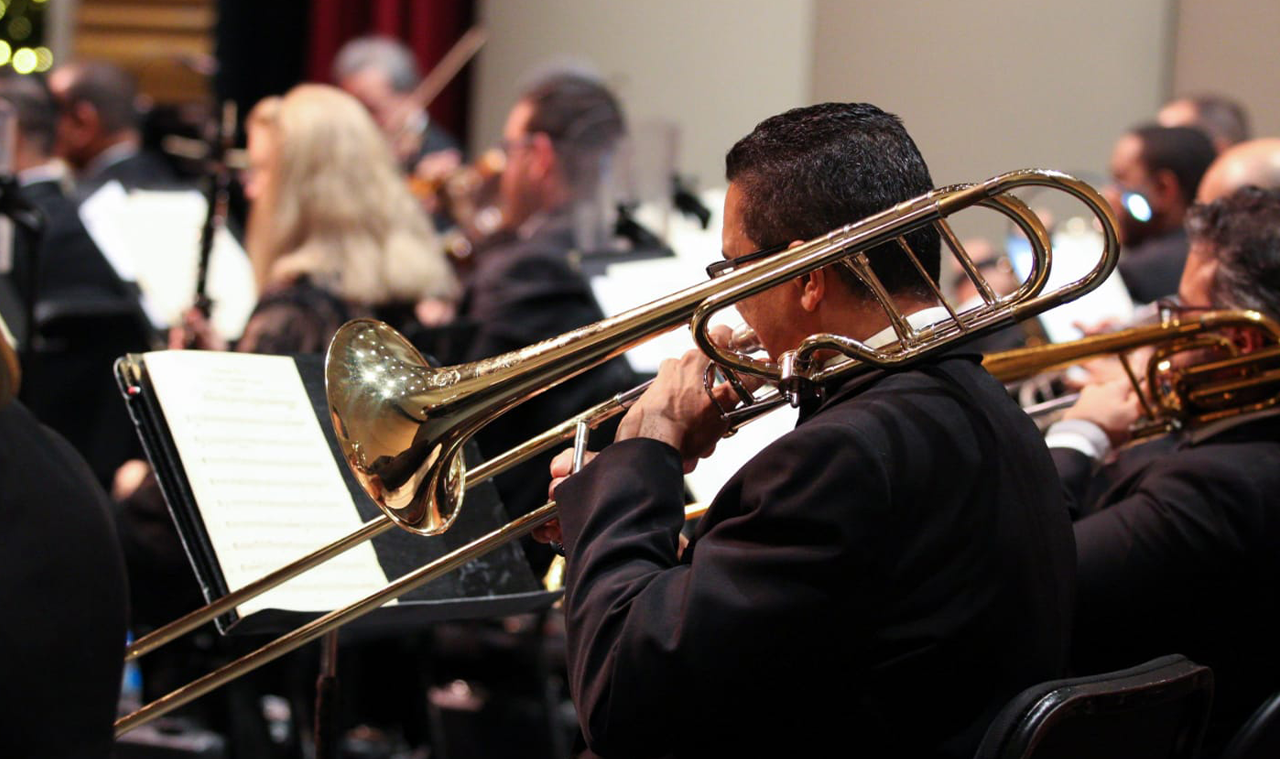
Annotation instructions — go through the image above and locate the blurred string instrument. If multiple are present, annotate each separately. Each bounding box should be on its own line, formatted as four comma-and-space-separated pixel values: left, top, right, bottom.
116, 168, 1119, 734
409, 147, 506, 263
386, 26, 488, 165
984, 307, 1280, 439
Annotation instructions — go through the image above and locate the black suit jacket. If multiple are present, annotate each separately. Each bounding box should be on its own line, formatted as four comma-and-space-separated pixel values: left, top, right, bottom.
555, 355, 1076, 758
8, 178, 129, 305
1059, 414, 1280, 752
1116, 228, 1188, 305
7, 177, 151, 485
0, 399, 128, 759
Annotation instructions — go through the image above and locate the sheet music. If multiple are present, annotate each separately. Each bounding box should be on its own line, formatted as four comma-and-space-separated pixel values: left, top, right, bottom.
144, 350, 392, 615
78, 183, 257, 339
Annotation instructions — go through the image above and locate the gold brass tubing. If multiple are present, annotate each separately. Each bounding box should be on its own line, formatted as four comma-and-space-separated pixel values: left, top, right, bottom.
122, 392, 639, 663
124, 517, 395, 661
938, 217, 996, 305
1119, 354, 1158, 421
116, 500, 560, 736
983, 322, 1199, 383
899, 234, 963, 328
1188, 365, 1280, 402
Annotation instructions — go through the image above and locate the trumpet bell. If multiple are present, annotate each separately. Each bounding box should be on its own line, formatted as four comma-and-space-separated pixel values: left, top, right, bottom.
325, 319, 467, 535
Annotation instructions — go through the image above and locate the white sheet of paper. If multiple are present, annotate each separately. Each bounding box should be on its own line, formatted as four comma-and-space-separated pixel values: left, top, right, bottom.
79, 183, 257, 339
144, 350, 391, 615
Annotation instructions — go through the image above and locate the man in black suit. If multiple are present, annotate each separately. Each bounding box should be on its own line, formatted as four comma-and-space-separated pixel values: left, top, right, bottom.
1049, 186, 1280, 753
48, 61, 180, 199
534, 103, 1076, 758
0, 73, 150, 485
0, 327, 129, 759
1104, 125, 1216, 304
417, 72, 634, 571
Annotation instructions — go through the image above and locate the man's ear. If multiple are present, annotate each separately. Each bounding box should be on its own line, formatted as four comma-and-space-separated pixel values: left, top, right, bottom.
786, 239, 826, 311
528, 132, 556, 180
1151, 168, 1184, 210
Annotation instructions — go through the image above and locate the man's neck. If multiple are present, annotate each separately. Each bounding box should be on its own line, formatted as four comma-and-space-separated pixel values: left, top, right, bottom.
831, 295, 941, 343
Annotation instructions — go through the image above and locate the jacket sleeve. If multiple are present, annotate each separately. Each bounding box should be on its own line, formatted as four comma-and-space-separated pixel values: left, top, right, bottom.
1074, 454, 1265, 608
553, 428, 885, 757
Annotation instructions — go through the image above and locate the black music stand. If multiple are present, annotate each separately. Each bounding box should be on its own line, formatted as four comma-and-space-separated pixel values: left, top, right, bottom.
116, 352, 560, 757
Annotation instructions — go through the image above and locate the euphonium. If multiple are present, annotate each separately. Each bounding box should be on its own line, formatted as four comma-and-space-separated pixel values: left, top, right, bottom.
984, 307, 1280, 437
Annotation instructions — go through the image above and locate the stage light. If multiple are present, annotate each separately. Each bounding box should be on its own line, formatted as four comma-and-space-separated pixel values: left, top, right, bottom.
12, 46, 37, 74
0, 41, 11, 67
8, 14, 30, 40
34, 46, 51, 72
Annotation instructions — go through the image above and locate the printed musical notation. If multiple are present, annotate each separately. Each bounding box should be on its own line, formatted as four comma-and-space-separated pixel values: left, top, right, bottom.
145, 350, 392, 615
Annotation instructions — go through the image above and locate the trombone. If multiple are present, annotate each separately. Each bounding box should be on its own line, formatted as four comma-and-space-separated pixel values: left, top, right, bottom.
984, 307, 1280, 438
116, 168, 1119, 735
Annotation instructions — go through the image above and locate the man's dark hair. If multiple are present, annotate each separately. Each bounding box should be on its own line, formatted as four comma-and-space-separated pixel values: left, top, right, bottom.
725, 102, 939, 301
61, 61, 139, 134
0, 73, 56, 156
1181, 94, 1250, 148
1132, 124, 1216, 205
520, 72, 625, 196
1186, 186, 1280, 322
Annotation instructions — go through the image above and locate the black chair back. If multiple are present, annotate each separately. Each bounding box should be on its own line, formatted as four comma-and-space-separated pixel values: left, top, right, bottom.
975, 654, 1214, 759
1220, 690, 1280, 759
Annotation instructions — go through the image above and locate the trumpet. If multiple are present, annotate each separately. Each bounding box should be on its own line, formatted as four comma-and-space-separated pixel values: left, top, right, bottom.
116, 168, 1119, 735
984, 307, 1280, 438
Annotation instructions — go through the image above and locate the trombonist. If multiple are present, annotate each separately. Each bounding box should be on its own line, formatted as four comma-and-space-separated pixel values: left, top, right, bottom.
1052, 186, 1280, 753
534, 103, 1076, 758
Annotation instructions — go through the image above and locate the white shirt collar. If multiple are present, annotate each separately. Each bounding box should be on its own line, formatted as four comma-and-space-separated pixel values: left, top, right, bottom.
18, 160, 68, 188
864, 305, 956, 350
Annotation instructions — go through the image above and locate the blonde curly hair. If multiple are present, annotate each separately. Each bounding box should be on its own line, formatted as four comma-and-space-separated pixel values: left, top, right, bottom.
244, 84, 457, 306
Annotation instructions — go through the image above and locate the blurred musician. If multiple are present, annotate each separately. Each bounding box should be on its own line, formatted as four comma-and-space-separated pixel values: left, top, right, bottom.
416, 71, 635, 572
1158, 93, 1251, 155
1196, 137, 1280, 203
1051, 186, 1280, 753
0, 72, 150, 487
534, 103, 1075, 758
332, 35, 462, 182
0, 323, 129, 759
1103, 124, 1216, 305
47, 61, 181, 199
123, 82, 456, 627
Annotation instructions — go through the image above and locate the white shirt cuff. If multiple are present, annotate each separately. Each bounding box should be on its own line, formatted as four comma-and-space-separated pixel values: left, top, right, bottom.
1045, 419, 1112, 462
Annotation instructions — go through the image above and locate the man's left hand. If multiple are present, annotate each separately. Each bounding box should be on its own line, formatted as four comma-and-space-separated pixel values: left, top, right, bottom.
615, 326, 738, 473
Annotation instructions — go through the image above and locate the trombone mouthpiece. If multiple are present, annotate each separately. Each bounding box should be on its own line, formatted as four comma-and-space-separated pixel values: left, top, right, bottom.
729, 325, 762, 354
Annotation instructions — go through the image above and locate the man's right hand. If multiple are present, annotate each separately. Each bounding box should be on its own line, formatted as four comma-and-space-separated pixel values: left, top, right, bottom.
1064, 378, 1143, 447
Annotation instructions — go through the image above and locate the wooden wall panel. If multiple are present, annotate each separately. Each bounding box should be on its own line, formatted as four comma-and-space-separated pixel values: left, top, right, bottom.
71, 0, 214, 104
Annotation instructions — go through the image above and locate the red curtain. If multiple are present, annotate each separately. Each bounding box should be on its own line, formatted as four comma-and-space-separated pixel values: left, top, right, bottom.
308, 0, 474, 143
